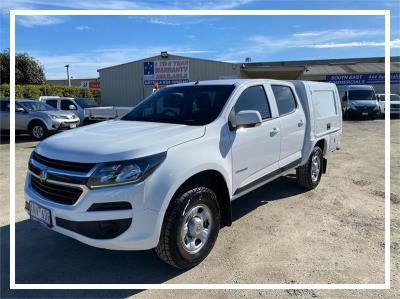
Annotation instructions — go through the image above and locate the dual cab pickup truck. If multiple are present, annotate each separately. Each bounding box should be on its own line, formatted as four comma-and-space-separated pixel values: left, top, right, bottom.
25, 79, 342, 269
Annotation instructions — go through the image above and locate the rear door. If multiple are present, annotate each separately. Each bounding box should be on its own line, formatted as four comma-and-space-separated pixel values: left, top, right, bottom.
229, 85, 281, 193
271, 84, 306, 166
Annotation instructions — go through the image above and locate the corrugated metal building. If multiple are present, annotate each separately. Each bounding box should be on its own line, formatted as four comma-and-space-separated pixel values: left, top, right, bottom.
98, 54, 399, 106
98, 54, 240, 106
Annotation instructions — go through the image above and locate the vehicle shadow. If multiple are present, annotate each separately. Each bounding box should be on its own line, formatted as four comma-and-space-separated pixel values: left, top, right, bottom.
0, 135, 38, 145
1, 221, 173, 298
231, 174, 305, 222
1, 175, 305, 298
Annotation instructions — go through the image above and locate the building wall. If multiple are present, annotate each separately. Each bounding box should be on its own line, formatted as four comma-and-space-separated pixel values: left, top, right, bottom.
99, 55, 239, 107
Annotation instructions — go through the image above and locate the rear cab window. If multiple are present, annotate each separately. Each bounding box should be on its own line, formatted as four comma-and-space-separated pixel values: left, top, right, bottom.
271, 85, 297, 116
233, 85, 271, 120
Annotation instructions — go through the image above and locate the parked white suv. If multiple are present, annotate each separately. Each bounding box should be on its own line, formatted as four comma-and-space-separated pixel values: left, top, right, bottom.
25, 79, 342, 269
376, 93, 400, 116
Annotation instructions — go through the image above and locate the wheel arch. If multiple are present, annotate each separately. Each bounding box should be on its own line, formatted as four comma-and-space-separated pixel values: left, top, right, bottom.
167, 169, 232, 227
27, 118, 48, 131
315, 137, 328, 155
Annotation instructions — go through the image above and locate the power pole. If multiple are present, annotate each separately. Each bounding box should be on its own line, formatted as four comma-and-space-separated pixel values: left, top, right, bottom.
64, 64, 70, 86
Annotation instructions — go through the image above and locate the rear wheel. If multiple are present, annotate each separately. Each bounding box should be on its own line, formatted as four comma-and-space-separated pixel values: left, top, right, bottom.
296, 146, 323, 190
29, 121, 47, 140
155, 186, 220, 270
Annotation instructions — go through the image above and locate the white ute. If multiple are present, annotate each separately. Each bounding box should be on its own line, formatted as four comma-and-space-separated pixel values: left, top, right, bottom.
25, 79, 342, 269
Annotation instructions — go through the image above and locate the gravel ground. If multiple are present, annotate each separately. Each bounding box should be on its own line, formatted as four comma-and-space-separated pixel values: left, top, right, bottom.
0, 119, 399, 298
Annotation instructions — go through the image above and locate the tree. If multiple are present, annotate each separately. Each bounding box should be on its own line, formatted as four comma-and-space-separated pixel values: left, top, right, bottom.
0, 49, 46, 84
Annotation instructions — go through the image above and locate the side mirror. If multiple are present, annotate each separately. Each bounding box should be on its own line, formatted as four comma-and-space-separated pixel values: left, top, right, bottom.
16, 107, 25, 113
232, 110, 262, 129
69, 104, 77, 110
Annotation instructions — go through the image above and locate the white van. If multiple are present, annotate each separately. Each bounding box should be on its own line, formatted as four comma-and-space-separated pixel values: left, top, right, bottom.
26, 79, 342, 269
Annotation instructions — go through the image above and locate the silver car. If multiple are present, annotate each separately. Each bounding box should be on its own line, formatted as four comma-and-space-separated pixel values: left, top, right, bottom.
0, 99, 80, 140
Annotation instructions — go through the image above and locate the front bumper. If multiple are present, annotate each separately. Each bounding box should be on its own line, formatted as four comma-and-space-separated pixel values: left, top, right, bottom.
48, 119, 80, 131
24, 172, 160, 250
347, 107, 380, 118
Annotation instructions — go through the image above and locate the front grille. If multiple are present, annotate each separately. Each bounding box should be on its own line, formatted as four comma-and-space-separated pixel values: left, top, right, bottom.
31, 175, 83, 205
33, 152, 95, 173
357, 106, 375, 112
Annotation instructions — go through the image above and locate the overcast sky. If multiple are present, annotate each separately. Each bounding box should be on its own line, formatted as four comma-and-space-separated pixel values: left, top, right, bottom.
0, 0, 399, 79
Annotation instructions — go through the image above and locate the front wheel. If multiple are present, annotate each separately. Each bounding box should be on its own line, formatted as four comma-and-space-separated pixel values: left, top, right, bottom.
29, 122, 47, 140
155, 186, 220, 270
296, 146, 323, 190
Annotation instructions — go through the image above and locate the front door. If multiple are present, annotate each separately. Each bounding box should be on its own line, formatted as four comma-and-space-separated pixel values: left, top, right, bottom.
15, 103, 31, 131
229, 85, 281, 193
0, 101, 10, 130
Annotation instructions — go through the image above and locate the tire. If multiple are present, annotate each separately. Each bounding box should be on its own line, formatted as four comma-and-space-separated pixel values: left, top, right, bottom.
29, 121, 47, 140
155, 185, 221, 270
296, 146, 323, 190
343, 109, 349, 120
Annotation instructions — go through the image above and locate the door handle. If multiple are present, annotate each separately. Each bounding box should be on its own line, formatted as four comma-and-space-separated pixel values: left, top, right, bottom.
327, 123, 331, 130
270, 128, 279, 137
298, 120, 304, 127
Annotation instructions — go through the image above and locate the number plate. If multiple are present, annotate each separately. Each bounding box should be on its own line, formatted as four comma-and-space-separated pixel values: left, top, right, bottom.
70, 123, 77, 128
362, 112, 368, 116
29, 201, 52, 227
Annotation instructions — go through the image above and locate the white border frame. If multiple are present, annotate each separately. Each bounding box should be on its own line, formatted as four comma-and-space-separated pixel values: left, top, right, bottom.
9, 9, 391, 290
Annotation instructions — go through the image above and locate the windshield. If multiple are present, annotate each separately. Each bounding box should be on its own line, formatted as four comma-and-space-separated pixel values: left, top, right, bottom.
75, 98, 98, 108
19, 101, 56, 111
348, 90, 376, 101
121, 85, 235, 125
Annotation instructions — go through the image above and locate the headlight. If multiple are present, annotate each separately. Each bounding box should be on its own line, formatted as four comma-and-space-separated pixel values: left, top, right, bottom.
86, 152, 167, 188
50, 114, 64, 119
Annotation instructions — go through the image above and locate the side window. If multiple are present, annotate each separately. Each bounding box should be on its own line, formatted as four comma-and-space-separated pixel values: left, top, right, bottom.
272, 85, 297, 116
46, 99, 58, 109
0, 101, 10, 112
234, 85, 271, 119
61, 99, 76, 110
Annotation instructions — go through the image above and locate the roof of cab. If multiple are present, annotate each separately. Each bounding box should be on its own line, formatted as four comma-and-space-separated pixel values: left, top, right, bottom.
170, 78, 289, 87
344, 85, 375, 90
16, 99, 36, 102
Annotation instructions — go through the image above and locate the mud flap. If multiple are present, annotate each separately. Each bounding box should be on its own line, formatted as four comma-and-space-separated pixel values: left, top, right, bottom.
322, 158, 327, 174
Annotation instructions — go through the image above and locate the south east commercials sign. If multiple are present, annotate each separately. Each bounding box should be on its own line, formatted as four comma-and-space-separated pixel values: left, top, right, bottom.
143, 60, 190, 86
326, 73, 400, 85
